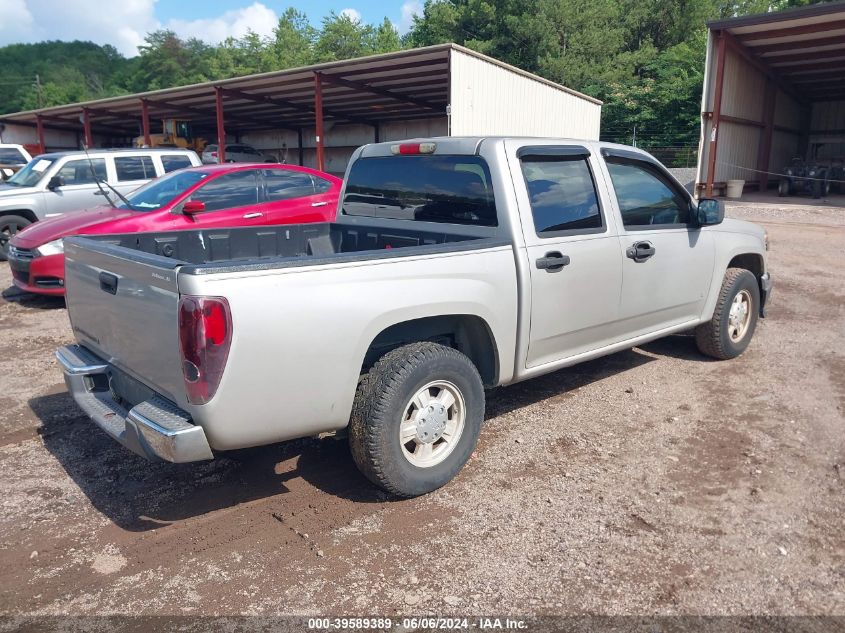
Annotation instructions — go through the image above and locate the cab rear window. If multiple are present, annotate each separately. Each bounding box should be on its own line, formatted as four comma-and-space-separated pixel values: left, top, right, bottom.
342, 155, 497, 227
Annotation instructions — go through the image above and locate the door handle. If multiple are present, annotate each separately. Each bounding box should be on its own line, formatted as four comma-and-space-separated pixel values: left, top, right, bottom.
99, 272, 118, 295
242, 212, 263, 219
535, 251, 571, 271
626, 241, 656, 262
311, 201, 329, 207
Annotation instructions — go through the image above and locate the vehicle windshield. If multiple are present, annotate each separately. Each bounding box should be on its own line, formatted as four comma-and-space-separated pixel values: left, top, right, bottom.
5, 157, 55, 187
119, 170, 210, 211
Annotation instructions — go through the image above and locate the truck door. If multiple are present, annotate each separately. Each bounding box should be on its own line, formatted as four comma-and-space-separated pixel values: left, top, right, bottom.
599, 149, 715, 337
44, 157, 108, 216
506, 142, 624, 368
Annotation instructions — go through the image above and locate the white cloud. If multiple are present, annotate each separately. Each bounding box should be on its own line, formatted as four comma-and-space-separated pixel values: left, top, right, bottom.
166, 3, 278, 44
0, 0, 157, 56
0, 0, 279, 57
398, 0, 423, 34
340, 8, 362, 23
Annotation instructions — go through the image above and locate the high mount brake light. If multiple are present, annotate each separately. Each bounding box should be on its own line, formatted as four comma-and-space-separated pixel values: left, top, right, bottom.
390, 142, 436, 155
178, 296, 232, 405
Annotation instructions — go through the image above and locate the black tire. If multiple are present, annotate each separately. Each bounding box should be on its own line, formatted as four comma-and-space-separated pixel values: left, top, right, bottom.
812, 179, 822, 199
0, 214, 32, 261
695, 268, 760, 360
777, 180, 789, 197
349, 342, 484, 497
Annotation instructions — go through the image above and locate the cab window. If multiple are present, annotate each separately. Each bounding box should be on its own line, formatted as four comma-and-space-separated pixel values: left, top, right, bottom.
57, 158, 107, 185
605, 159, 690, 227
115, 156, 155, 181
161, 155, 193, 173
519, 152, 602, 235
191, 171, 259, 211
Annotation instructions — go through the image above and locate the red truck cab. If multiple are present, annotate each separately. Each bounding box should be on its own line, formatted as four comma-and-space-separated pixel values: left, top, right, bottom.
8, 163, 341, 296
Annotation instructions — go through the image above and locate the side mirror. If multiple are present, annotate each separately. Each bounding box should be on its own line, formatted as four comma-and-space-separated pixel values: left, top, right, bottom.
697, 198, 724, 226
47, 175, 65, 190
182, 200, 206, 215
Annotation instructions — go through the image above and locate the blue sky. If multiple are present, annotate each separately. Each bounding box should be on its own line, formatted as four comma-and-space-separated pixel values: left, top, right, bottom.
157, 0, 416, 29
0, 1, 423, 57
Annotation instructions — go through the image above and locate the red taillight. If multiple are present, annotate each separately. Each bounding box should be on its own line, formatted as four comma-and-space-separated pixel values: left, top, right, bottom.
211, 151, 218, 157
178, 296, 232, 405
390, 142, 436, 155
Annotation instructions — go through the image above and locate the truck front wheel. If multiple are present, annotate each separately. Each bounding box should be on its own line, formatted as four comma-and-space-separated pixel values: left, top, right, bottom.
349, 342, 484, 497
0, 214, 31, 261
695, 268, 760, 360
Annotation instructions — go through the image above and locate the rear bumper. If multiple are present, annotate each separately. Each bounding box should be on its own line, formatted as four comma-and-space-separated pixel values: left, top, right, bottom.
8, 251, 66, 296
760, 272, 773, 317
56, 344, 213, 463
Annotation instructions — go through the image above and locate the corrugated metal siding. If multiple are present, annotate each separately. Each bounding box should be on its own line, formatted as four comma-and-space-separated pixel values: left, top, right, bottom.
449, 50, 601, 139
811, 100, 845, 131
721, 49, 766, 121
241, 117, 447, 176
770, 130, 801, 172
715, 120, 762, 181
1, 122, 80, 151
774, 89, 802, 130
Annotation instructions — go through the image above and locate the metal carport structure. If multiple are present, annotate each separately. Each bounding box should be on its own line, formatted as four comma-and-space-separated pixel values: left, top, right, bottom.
0, 44, 601, 175
698, 1, 845, 196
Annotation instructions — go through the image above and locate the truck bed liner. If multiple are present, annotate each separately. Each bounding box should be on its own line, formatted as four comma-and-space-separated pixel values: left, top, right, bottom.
69, 221, 508, 275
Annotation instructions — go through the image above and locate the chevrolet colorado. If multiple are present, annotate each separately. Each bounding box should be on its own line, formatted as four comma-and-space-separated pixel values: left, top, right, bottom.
56, 137, 772, 497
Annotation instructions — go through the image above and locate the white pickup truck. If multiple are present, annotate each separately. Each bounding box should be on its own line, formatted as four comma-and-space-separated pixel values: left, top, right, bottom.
57, 137, 771, 497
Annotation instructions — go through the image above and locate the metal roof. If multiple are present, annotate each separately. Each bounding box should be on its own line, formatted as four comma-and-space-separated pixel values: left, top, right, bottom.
708, 0, 845, 102
0, 43, 600, 138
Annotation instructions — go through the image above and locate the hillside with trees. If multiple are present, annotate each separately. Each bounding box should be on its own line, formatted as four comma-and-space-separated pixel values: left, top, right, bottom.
0, 0, 829, 158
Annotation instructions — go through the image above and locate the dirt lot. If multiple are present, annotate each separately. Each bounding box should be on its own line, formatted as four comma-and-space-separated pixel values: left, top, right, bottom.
0, 200, 843, 621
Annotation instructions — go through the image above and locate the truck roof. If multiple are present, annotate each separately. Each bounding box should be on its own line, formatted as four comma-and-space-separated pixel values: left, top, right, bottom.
357, 136, 656, 161
34, 148, 198, 160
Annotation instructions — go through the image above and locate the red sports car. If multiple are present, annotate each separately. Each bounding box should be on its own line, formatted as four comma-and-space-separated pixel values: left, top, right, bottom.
8, 163, 341, 296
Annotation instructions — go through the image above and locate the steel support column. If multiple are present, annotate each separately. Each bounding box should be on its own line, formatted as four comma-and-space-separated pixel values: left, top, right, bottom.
757, 80, 777, 191
298, 128, 304, 166
141, 99, 152, 147
705, 32, 727, 198
36, 115, 46, 154
82, 108, 93, 148
314, 72, 325, 172
215, 87, 226, 163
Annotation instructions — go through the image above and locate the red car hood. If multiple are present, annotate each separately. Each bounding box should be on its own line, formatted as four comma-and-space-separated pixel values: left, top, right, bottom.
12, 206, 137, 248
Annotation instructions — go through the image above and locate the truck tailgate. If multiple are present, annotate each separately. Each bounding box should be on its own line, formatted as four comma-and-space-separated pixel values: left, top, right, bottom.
64, 237, 186, 405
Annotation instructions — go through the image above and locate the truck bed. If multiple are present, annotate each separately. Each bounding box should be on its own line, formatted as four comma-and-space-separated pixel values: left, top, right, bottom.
68, 220, 505, 274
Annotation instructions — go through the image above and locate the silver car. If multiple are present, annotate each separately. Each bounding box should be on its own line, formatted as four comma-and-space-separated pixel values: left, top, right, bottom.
201, 143, 271, 164
0, 148, 201, 259
0, 144, 33, 181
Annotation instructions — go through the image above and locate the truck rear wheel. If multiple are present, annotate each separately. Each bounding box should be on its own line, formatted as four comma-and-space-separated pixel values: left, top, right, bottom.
349, 342, 484, 497
695, 268, 760, 360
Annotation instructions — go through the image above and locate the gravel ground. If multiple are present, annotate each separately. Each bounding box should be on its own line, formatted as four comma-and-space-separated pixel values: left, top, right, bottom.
0, 204, 843, 623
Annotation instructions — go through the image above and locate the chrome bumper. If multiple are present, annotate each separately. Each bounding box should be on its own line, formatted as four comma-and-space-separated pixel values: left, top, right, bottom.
56, 345, 213, 463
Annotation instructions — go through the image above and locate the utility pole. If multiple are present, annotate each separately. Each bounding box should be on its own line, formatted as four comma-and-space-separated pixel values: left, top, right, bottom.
34, 74, 44, 109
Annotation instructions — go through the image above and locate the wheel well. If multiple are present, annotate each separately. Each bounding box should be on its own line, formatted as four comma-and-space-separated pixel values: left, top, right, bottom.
728, 253, 764, 279
363, 315, 499, 387
1, 210, 38, 224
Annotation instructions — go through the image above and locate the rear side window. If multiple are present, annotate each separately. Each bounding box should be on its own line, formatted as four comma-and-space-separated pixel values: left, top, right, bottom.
0, 148, 27, 164
57, 158, 107, 185
115, 156, 155, 181
263, 169, 315, 200
343, 155, 497, 227
191, 171, 259, 211
519, 154, 602, 235
161, 155, 193, 173
313, 176, 333, 193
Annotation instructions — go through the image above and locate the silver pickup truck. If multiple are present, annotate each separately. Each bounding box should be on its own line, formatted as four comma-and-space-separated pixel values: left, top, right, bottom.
57, 137, 771, 497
